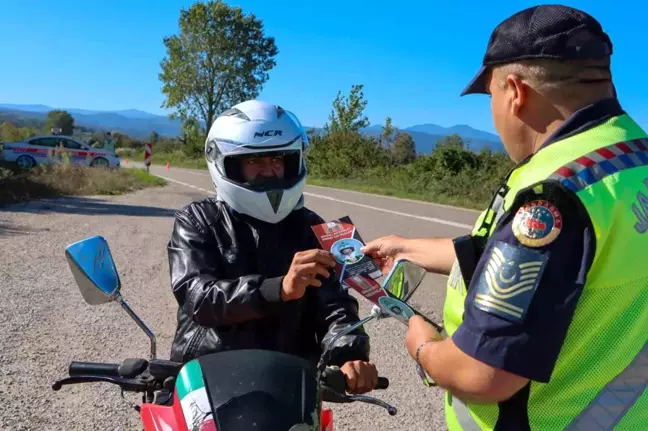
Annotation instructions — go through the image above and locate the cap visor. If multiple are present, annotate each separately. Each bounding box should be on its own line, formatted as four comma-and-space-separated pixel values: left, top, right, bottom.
460, 66, 489, 97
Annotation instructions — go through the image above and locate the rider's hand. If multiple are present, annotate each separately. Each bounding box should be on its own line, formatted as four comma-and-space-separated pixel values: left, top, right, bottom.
405, 315, 443, 360
341, 360, 378, 394
281, 249, 335, 301
361, 234, 410, 275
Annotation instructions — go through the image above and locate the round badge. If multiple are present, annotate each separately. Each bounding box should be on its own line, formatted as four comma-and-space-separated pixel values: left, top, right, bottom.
378, 296, 415, 325
512, 200, 562, 247
330, 238, 365, 264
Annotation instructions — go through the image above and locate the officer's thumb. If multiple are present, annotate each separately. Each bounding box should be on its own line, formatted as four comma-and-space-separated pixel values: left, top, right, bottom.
361, 241, 381, 257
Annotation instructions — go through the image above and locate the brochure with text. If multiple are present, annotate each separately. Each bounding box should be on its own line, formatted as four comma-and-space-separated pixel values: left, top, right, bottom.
311, 216, 384, 300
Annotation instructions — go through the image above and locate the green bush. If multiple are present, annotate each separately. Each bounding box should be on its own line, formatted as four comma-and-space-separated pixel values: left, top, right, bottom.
305, 129, 513, 209
123, 128, 513, 209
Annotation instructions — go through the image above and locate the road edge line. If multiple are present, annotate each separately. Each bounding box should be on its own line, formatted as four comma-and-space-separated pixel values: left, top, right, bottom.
144, 168, 473, 230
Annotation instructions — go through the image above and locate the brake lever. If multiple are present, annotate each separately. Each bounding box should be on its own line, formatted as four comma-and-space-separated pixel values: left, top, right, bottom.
52, 375, 148, 392
321, 385, 397, 416
346, 394, 397, 416
321, 385, 352, 404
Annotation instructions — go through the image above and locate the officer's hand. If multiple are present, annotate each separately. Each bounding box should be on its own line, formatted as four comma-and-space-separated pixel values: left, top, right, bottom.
340, 360, 379, 394
361, 234, 409, 275
405, 315, 443, 360
281, 249, 335, 301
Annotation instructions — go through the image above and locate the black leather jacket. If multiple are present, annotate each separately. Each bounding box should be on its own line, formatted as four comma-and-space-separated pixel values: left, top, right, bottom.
167, 196, 371, 367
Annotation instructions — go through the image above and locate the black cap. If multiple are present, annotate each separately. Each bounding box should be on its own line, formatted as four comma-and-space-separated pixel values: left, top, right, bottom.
461, 4, 613, 96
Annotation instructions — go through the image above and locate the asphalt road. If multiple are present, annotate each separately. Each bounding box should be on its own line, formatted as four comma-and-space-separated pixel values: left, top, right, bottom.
129, 162, 480, 430
0, 162, 479, 431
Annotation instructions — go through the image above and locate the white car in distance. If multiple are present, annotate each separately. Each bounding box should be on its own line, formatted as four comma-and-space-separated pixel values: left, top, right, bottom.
1, 135, 121, 169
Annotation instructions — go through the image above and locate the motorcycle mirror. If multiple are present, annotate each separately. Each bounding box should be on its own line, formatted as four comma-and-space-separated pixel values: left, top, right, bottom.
65, 235, 121, 305
376, 260, 444, 332
381, 259, 426, 303
64, 235, 157, 359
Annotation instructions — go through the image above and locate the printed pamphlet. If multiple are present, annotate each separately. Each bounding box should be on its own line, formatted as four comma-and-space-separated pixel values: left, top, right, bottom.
311, 216, 385, 302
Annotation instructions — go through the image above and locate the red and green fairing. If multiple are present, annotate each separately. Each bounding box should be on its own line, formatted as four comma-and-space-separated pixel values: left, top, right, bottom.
175, 360, 217, 431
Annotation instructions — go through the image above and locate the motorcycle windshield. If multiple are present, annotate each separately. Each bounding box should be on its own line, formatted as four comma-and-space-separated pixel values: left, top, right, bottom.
189, 349, 320, 431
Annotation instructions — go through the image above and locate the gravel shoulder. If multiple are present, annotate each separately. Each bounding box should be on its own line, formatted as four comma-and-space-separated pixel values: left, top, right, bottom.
0, 184, 206, 431
0, 182, 449, 431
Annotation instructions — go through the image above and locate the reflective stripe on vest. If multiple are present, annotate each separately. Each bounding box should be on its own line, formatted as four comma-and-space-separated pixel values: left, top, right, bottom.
565, 342, 648, 431
547, 138, 648, 193
453, 397, 482, 431
441, 329, 484, 430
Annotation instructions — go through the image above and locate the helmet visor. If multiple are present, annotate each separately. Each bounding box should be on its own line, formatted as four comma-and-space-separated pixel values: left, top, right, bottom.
222, 149, 303, 192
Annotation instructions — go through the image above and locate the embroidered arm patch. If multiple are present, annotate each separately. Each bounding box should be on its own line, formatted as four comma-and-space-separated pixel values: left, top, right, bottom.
472, 240, 549, 324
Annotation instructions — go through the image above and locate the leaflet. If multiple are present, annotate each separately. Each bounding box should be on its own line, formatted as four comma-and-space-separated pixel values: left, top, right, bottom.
311, 216, 383, 296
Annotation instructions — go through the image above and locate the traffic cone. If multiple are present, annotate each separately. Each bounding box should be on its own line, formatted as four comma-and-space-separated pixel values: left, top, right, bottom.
166, 161, 170, 169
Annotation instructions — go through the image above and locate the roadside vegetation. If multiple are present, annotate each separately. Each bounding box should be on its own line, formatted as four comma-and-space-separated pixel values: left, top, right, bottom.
0, 158, 166, 206
0, 0, 514, 210
118, 85, 513, 210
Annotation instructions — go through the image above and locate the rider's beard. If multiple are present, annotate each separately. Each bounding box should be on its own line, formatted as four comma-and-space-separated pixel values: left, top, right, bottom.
245, 174, 286, 190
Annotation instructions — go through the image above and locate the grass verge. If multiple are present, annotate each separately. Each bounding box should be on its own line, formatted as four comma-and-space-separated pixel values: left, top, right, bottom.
127, 151, 208, 170
0, 161, 167, 205
305, 177, 484, 210
120, 150, 492, 210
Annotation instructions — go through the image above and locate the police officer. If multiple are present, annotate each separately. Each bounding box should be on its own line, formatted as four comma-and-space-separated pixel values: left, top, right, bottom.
362, 5, 648, 430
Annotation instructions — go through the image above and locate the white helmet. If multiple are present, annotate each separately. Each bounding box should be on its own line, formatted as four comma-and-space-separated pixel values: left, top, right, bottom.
205, 100, 309, 224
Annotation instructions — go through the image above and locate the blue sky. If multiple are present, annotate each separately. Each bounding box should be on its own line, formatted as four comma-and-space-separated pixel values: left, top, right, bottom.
1, 1, 646, 133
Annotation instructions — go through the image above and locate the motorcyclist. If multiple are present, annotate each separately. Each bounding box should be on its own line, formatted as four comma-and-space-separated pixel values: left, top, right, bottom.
167, 99, 378, 394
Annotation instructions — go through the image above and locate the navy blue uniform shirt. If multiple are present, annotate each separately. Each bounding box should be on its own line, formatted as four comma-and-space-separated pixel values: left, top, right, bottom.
452, 98, 624, 383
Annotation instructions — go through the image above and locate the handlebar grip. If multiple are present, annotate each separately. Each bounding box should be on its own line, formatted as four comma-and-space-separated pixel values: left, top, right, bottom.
376, 377, 389, 390
69, 361, 121, 377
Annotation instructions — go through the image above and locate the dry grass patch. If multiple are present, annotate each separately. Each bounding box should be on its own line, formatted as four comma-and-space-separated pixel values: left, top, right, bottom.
0, 162, 166, 205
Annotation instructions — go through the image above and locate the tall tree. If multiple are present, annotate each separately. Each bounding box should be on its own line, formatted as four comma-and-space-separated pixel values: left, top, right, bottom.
392, 132, 417, 164
159, 0, 279, 136
0, 122, 23, 141
381, 116, 396, 147
45, 110, 75, 135
181, 118, 204, 157
325, 84, 370, 134
437, 133, 465, 149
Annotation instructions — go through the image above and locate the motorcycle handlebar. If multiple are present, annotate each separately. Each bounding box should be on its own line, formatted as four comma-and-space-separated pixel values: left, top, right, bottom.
66, 361, 389, 390
376, 377, 389, 390
69, 361, 121, 377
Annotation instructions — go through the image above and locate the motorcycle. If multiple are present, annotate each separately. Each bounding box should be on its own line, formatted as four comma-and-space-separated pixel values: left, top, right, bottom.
51, 235, 428, 431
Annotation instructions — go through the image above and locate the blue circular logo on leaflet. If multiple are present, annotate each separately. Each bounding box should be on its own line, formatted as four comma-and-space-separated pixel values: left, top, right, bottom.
331, 238, 364, 264
378, 296, 414, 325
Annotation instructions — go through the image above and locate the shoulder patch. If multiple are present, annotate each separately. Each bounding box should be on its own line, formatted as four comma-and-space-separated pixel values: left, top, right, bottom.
512, 200, 562, 247
472, 241, 548, 323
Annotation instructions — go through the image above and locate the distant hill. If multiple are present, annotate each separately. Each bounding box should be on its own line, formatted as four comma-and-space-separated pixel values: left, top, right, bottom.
307, 125, 503, 153
0, 103, 504, 153
364, 125, 502, 153
0, 103, 185, 139
406, 124, 501, 144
